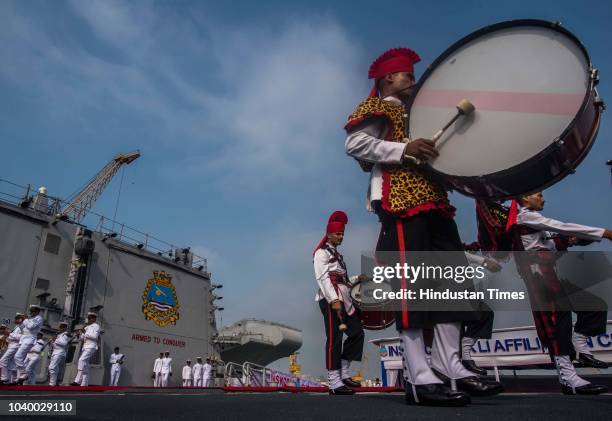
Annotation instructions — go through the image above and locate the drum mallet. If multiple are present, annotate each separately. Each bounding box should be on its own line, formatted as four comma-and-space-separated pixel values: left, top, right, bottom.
431, 99, 476, 144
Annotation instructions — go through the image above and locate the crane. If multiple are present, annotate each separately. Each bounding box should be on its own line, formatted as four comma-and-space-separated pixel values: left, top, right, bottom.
59, 151, 140, 223
59, 151, 140, 322
289, 352, 301, 376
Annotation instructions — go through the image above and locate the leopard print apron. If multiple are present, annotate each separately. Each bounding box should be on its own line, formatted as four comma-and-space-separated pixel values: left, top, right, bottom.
345, 97, 453, 217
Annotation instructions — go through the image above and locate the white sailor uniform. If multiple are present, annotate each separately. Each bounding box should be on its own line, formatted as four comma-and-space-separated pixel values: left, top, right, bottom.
160, 356, 172, 387
109, 352, 124, 386
192, 362, 203, 387
48, 332, 71, 386
15, 315, 43, 381
202, 362, 213, 387
0, 324, 21, 382
153, 357, 162, 387
182, 364, 192, 387
24, 338, 46, 385
73, 322, 100, 386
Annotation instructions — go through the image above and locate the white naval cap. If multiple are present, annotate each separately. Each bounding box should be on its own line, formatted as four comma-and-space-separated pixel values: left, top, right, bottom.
86, 312, 98, 318
186, 359, 192, 362
29, 304, 41, 310
15, 312, 25, 318
0, 324, 7, 329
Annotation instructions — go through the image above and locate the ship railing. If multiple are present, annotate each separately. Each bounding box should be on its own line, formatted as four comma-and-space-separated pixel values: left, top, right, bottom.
0, 178, 208, 274
0, 178, 62, 216
96, 215, 208, 273
223, 362, 246, 387
242, 362, 268, 387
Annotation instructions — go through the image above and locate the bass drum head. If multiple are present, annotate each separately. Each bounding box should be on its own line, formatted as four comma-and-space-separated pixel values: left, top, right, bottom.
407, 20, 596, 199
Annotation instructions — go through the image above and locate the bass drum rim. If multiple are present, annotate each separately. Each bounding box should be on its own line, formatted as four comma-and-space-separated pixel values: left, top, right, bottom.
406, 19, 602, 200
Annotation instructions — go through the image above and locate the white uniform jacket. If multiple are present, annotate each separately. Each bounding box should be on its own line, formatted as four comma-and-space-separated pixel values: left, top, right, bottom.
51, 333, 71, 356
313, 243, 359, 315
27, 339, 46, 355
153, 357, 162, 373
161, 357, 172, 374
182, 365, 192, 380
80, 323, 100, 350
7, 325, 22, 344
109, 353, 124, 366
20, 316, 43, 342
517, 206, 604, 251
192, 363, 203, 379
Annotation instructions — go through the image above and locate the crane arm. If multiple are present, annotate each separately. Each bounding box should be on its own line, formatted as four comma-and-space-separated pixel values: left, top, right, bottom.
59, 151, 140, 223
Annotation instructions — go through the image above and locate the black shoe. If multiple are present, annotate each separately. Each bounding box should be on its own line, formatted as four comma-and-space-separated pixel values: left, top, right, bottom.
329, 385, 355, 395
342, 378, 361, 388
16, 379, 25, 386
455, 377, 504, 397
462, 360, 487, 376
562, 383, 608, 395
69, 382, 80, 386
576, 353, 609, 369
405, 383, 470, 407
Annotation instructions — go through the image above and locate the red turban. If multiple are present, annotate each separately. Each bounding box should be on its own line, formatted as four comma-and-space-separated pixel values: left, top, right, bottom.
314, 211, 348, 255
368, 47, 421, 97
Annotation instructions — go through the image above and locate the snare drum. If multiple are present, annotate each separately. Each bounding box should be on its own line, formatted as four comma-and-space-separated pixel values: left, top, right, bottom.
351, 281, 395, 330
407, 20, 604, 199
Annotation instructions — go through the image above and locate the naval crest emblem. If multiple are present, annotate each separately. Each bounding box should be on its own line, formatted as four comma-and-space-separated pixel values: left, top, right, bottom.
142, 271, 180, 327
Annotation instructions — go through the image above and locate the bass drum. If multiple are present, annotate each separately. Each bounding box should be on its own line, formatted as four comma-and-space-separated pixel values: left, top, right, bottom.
406, 20, 604, 199
351, 281, 395, 330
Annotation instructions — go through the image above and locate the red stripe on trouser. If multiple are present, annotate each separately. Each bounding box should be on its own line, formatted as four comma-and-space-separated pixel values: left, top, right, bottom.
327, 306, 333, 369
524, 271, 560, 355
396, 219, 409, 328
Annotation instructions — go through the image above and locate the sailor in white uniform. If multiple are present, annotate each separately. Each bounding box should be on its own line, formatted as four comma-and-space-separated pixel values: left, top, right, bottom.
15, 305, 44, 384
153, 352, 163, 387
71, 312, 100, 386
48, 322, 71, 386
24, 333, 47, 385
192, 357, 203, 387
202, 358, 213, 387
0, 324, 7, 357
182, 360, 192, 387
160, 351, 172, 387
109, 347, 125, 386
0, 313, 24, 384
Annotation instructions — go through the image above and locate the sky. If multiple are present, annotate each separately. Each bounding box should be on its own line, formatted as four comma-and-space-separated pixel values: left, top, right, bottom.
1, 0, 611, 380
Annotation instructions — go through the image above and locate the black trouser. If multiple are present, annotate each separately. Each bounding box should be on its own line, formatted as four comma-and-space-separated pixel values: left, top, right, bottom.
520, 266, 607, 356
463, 305, 494, 340
319, 299, 364, 370
374, 205, 479, 329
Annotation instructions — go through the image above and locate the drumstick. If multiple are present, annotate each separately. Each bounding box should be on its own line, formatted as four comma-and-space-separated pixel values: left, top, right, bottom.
431, 99, 475, 144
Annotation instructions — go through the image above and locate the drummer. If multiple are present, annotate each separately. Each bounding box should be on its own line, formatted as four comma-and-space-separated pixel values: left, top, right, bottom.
344, 47, 503, 406
313, 211, 365, 395
509, 191, 612, 395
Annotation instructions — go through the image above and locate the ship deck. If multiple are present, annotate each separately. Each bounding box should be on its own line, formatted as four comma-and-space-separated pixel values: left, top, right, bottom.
2, 377, 611, 421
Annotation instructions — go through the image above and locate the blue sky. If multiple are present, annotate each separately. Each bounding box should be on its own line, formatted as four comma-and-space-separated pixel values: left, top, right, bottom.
1, 0, 611, 379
